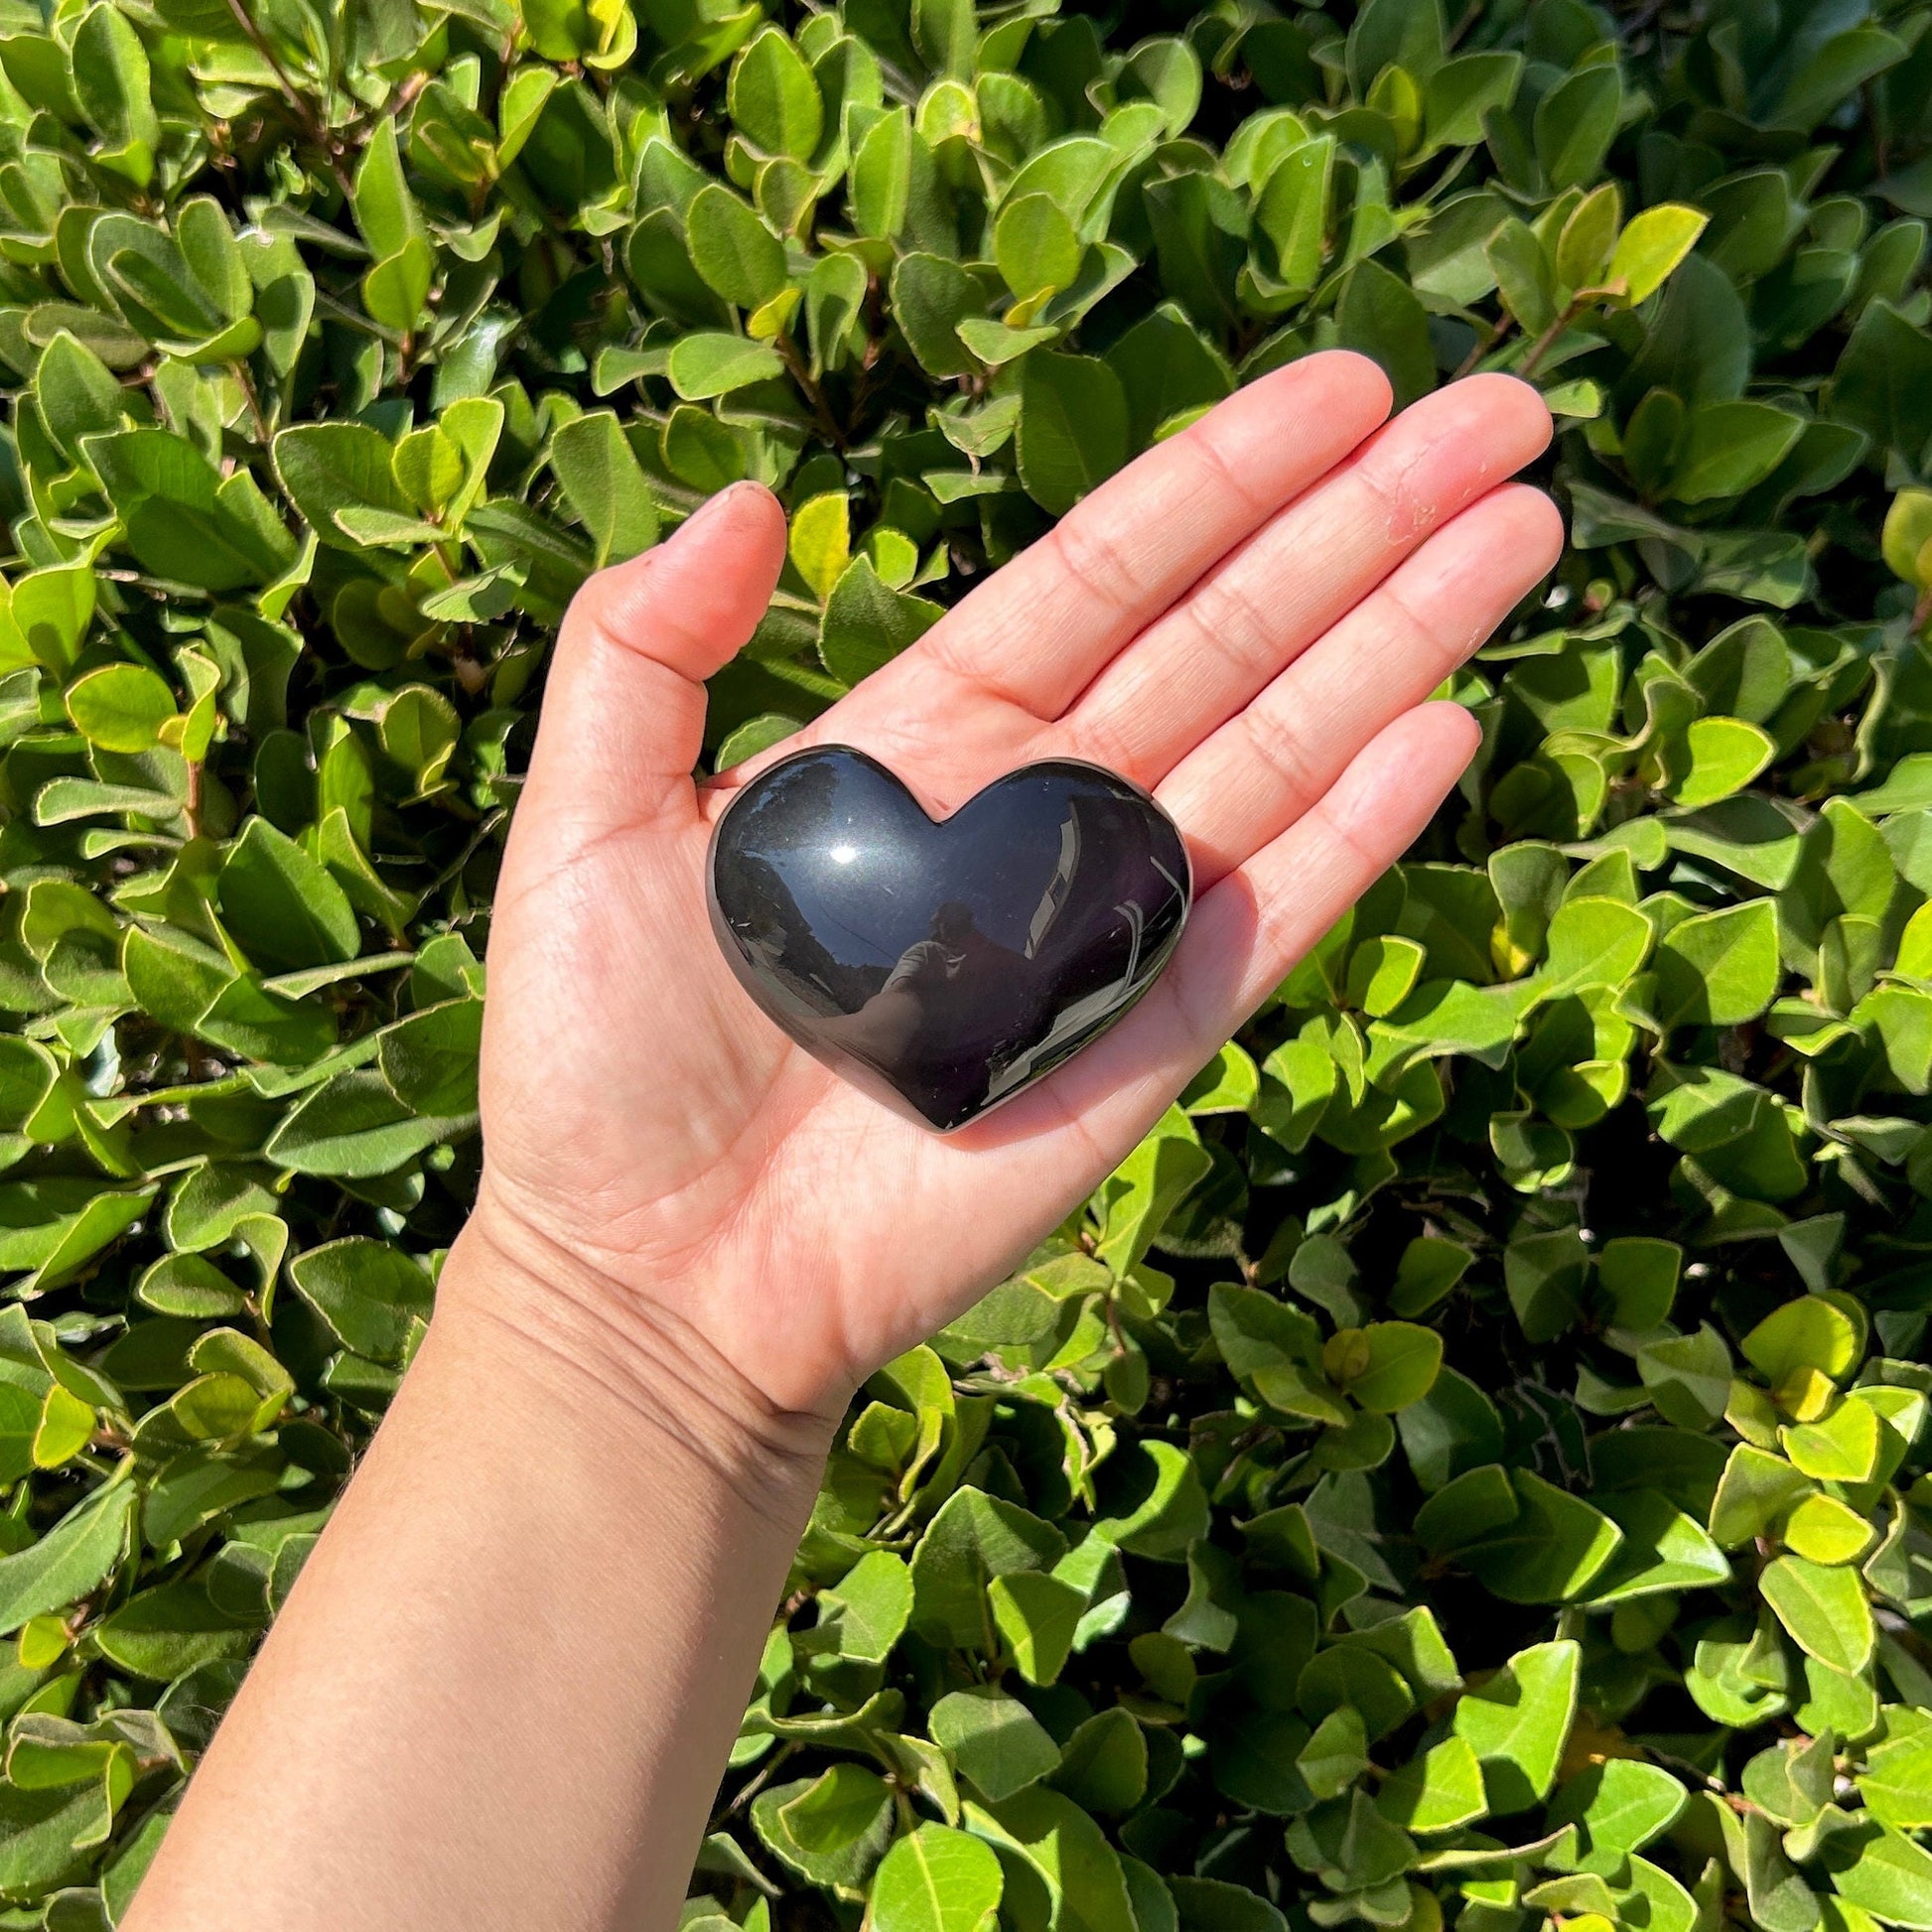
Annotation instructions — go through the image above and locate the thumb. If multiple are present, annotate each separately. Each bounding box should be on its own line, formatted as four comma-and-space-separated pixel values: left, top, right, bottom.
519, 482, 787, 838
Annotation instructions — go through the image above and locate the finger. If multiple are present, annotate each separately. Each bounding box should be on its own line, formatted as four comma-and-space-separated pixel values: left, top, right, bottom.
989, 702, 1483, 1166
1160, 483, 1564, 888
522, 483, 787, 836
1043, 373, 1552, 788
856, 351, 1397, 722
698, 356, 1396, 819
1166, 702, 1485, 1033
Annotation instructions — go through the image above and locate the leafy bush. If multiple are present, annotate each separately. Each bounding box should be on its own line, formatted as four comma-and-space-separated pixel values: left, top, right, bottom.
0, 0, 1931, 1919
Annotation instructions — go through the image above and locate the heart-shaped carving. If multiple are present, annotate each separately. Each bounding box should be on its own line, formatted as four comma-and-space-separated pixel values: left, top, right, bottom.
707, 746, 1192, 1131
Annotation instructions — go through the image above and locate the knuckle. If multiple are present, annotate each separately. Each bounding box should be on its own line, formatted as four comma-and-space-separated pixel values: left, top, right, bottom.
1377, 573, 1464, 669
1186, 567, 1286, 681
1184, 423, 1273, 520
1241, 703, 1325, 814
1046, 512, 1146, 620
1063, 704, 1145, 781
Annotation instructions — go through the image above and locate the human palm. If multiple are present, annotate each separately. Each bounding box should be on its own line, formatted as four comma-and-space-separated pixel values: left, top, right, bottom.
475, 357, 1561, 1421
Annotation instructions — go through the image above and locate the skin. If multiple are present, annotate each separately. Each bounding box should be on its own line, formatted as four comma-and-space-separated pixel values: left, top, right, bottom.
124, 358, 1562, 1932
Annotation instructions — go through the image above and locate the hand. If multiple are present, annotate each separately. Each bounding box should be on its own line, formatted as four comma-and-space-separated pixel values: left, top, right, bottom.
467, 358, 1561, 1427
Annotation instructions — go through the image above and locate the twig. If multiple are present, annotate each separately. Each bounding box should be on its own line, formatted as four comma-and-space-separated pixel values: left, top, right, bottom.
233, 357, 270, 441
1520, 287, 1615, 378
718, 1739, 797, 1821
224, 0, 355, 201
1454, 315, 1512, 379
773, 330, 848, 453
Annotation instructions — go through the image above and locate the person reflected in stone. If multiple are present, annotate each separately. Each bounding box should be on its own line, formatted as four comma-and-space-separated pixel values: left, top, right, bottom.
882, 900, 1018, 1010
818, 899, 1038, 1117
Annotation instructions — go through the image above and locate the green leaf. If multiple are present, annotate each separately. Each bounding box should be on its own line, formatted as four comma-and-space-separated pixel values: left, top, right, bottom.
989, 1570, 1085, 1687
274, 423, 413, 551
1451, 1638, 1580, 1813
1832, 1831, 1932, 1929
820, 555, 942, 686
892, 253, 984, 379
1338, 258, 1435, 409
1781, 1398, 1881, 1482
218, 819, 360, 973
789, 491, 850, 603
909, 1487, 1066, 1650
729, 28, 823, 162
1251, 137, 1333, 294
817, 1550, 911, 1664
975, 1787, 1138, 1932
1538, 897, 1655, 997
665, 333, 786, 399
853, 110, 912, 240
72, 4, 159, 185
931, 1687, 1060, 1801
1610, 205, 1710, 304
1882, 489, 1932, 588
1669, 403, 1808, 504
351, 117, 423, 263
1597, 1236, 1681, 1330
1585, 1489, 1730, 1602
550, 412, 659, 567
1671, 717, 1778, 808
1760, 1554, 1874, 1672
1094, 1441, 1211, 1558
1535, 66, 1621, 189
1862, 1735, 1932, 1832
996, 194, 1082, 299
1461, 1471, 1622, 1602
687, 185, 788, 309
65, 665, 176, 755
1831, 302, 1932, 464
1783, 1492, 1872, 1565
1548, 1758, 1686, 1857
1710, 1445, 1814, 1547
1378, 1735, 1487, 1833
376, 999, 483, 1118
755, 1766, 894, 1895
1743, 1297, 1863, 1388
1651, 898, 1779, 1029
1330, 1321, 1443, 1413
1299, 1707, 1369, 1799
0, 1482, 133, 1635
285, 1238, 434, 1364
1388, 1237, 1472, 1318
1017, 350, 1129, 516
1299, 1644, 1415, 1741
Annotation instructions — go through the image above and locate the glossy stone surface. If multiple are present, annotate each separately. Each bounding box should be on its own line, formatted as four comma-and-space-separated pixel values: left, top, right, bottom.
707, 746, 1192, 1132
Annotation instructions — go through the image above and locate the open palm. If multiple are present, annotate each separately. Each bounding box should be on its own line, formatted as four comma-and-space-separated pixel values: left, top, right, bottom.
473, 356, 1561, 1422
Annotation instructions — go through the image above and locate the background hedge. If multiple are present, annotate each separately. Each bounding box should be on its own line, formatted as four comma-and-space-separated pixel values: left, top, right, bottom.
0, 0, 1930, 1923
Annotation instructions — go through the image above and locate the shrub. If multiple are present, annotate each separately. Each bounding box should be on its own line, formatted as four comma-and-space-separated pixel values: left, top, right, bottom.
0, 0, 1930, 1920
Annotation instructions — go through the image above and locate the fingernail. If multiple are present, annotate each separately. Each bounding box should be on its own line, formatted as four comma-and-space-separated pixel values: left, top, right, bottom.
679, 481, 756, 541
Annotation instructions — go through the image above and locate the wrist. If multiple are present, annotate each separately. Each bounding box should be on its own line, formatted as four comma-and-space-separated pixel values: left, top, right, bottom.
436, 1190, 838, 1528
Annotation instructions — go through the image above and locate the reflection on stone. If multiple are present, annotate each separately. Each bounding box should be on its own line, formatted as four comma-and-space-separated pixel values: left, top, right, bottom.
707, 746, 1192, 1131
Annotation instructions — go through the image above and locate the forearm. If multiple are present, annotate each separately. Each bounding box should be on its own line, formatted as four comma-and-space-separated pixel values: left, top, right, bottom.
124, 1214, 834, 1932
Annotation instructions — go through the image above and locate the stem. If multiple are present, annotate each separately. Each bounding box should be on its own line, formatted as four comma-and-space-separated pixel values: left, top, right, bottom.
233, 358, 269, 441
1519, 296, 1587, 378
1454, 315, 1513, 380
773, 330, 847, 453
224, 0, 355, 200
718, 1739, 797, 1823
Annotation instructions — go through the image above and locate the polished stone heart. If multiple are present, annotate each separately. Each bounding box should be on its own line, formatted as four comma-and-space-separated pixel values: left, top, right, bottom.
707, 746, 1192, 1132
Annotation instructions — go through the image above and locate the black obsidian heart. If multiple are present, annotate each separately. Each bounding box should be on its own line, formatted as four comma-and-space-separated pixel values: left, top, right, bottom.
707, 746, 1192, 1132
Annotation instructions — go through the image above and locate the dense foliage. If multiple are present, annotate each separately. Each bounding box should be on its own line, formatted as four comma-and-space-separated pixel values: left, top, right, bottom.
0, 0, 1930, 1921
